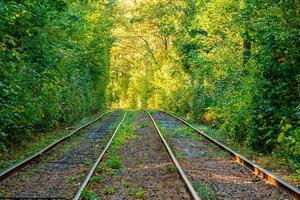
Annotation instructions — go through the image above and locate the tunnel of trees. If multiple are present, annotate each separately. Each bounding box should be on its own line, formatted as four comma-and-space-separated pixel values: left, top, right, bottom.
0, 0, 299, 178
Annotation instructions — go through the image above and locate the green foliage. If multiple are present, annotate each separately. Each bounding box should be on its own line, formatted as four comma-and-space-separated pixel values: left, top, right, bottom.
104, 112, 135, 170
123, 180, 131, 188
165, 165, 177, 172
81, 189, 99, 200
101, 186, 116, 195
193, 182, 215, 200
0, 1, 115, 150
90, 175, 104, 184
110, 116, 136, 149
128, 188, 147, 198
105, 154, 121, 170
95, 166, 104, 174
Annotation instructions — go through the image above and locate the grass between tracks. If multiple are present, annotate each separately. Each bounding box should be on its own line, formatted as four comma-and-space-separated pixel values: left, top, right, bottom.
0, 110, 107, 173
104, 112, 136, 170
81, 111, 137, 200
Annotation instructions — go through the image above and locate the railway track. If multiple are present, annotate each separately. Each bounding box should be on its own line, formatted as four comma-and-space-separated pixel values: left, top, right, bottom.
77, 111, 200, 199
1, 110, 299, 199
150, 110, 300, 199
0, 110, 126, 199
146, 111, 200, 200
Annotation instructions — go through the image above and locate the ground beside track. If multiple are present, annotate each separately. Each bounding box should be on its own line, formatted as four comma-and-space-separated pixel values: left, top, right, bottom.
0, 111, 122, 198
152, 111, 294, 200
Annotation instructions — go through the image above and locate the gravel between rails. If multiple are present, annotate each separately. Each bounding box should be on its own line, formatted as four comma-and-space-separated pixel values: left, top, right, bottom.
0, 111, 123, 199
151, 111, 293, 200
86, 111, 192, 200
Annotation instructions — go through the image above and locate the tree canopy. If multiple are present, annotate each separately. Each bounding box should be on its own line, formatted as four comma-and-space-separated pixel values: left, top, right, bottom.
0, 0, 115, 147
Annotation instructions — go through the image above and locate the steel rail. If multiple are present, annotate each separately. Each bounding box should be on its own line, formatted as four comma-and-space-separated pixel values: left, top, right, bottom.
163, 110, 300, 199
0, 111, 111, 182
73, 111, 127, 200
146, 110, 201, 200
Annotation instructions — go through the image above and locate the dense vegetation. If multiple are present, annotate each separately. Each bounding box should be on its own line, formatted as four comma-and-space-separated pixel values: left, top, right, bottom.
109, 0, 299, 169
1, 0, 299, 175
0, 0, 115, 149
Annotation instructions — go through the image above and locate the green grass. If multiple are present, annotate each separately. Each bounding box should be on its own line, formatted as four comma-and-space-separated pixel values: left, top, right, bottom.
138, 121, 149, 128
193, 182, 216, 200
105, 112, 136, 170
204, 150, 229, 159
81, 189, 99, 200
157, 124, 187, 161
95, 166, 104, 174
123, 180, 131, 188
101, 186, 116, 195
105, 154, 122, 169
82, 112, 137, 197
165, 165, 177, 172
25, 168, 45, 176
110, 114, 136, 150
90, 175, 104, 183
157, 122, 202, 142
67, 175, 82, 185
128, 188, 147, 198
173, 126, 203, 142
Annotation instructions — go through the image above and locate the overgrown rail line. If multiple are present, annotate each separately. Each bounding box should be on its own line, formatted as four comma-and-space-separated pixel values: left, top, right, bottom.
78, 111, 200, 200
151, 110, 300, 199
146, 111, 200, 200
0, 111, 126, 199
1, 110, 299, 199
73, 111, 127, 199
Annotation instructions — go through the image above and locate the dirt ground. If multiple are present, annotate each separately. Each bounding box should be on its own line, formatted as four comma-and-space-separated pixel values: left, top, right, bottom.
88, 111, 191, 200
0, 111, 122, 198
151, 111, 294, 200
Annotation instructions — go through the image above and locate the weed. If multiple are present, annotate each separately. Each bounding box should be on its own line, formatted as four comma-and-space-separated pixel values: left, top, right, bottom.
85, 159, 92, 165
137, 164, 145, 168
137, 156, 147, 167
128, 188, 147, 198
139, 121, 149, 128
205, 151, 228, 159
135, 190, 146, 198
108, 170, 117, 176
101, 186, 116, 195
103, 113, 136, 172
67, 175, 81, 185
165, 165, 177, 172
90, 175, 103, 183
105, 154, 121, 169
81, 189, 99, 200
95, 166, 104, 174
26, 169, 45, 176
193, 182, 215, 200
123, 180, 131, 188
111, 123, 136, 149
173, 148, 186, 160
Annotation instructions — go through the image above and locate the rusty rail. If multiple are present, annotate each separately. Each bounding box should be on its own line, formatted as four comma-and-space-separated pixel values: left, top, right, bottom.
0, 111, 111, 182
146, 110, 201, 200
164, 110, 300, 199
